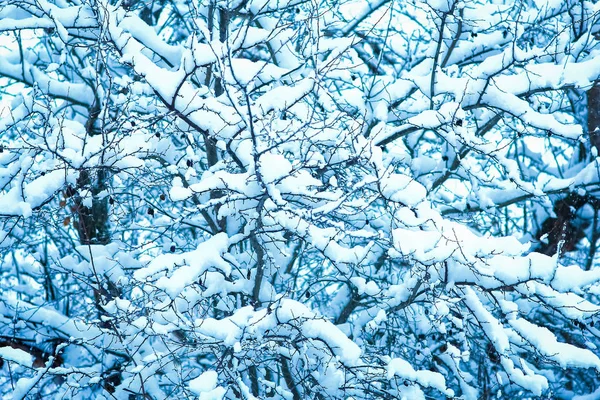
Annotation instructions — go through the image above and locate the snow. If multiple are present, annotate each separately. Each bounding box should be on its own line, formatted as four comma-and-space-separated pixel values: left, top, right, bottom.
259, 153, 292, 183
189, 370, 226, 400
0, 347, 34, 368
135, 233, 231, 297
2, 0, 600, 399
551, 265, 600, 293
387, 358, 452, 396
302, 319, 362, 365
226, 59, 287, 86
509, 318, 600, 370
0, 57, 94, 106
351, 277, 380, 296
119, 14, 182, 66
0, 169, 69, 217
245, 0, 297, 15
463, 288, 510, 354
255, 77, 315, 114
379, 173, 427, 206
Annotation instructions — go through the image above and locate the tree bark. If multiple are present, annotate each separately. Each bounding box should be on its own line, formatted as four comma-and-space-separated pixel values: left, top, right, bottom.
588, 85, 600, 153
73, 168, 110, 245
535, 85, 600, 256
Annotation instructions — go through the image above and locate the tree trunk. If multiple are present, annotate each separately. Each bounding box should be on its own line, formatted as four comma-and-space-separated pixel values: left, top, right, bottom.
588, 85, 600, 153
535, 85, 600, 256
73, 168, 111, 245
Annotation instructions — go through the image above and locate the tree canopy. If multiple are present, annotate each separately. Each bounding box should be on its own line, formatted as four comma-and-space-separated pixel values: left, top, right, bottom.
1, 0, 600, 399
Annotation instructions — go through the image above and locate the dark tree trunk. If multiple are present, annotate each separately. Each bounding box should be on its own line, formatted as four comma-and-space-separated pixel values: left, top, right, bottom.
588, 85, 600, 153
73, 168, 111, 245
535, 85, 600, 257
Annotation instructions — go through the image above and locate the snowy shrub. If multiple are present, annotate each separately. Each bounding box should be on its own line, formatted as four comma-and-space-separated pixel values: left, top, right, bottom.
0, 0, 600, 399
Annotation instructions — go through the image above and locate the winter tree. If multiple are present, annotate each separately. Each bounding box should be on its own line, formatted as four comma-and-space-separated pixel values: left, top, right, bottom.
1, 0, 600, 398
